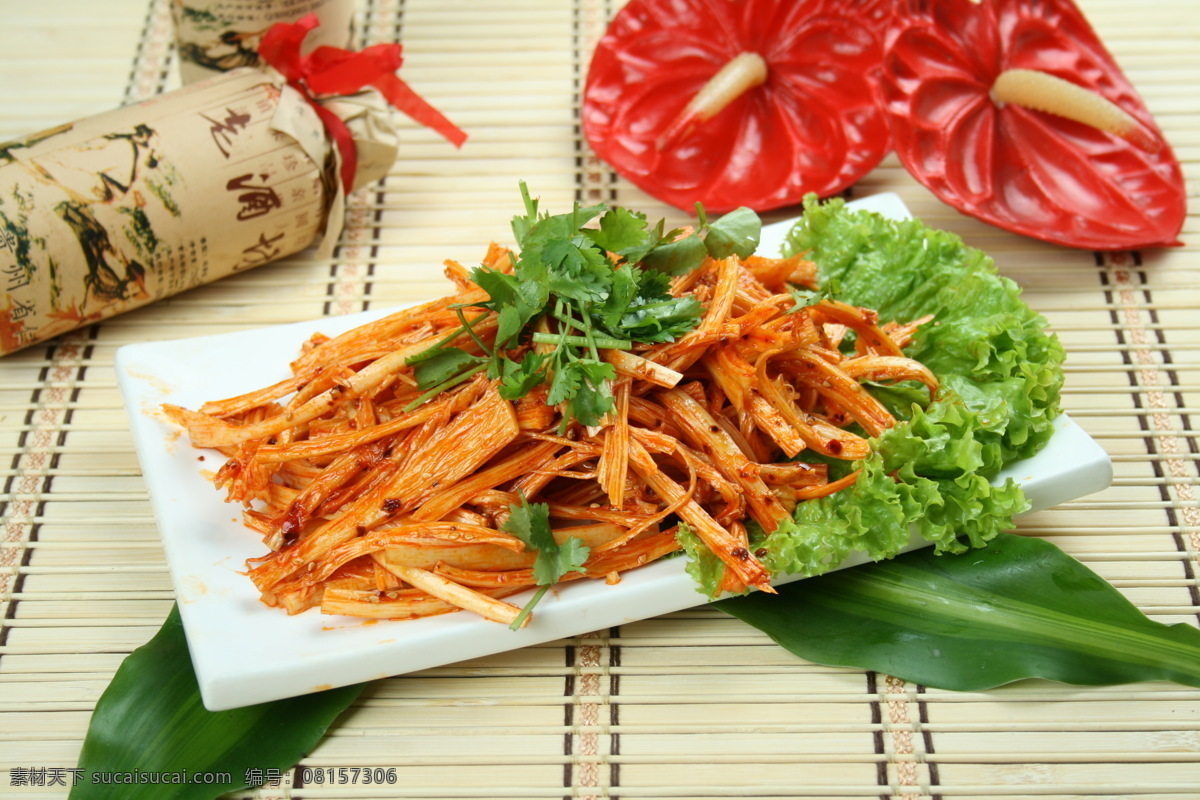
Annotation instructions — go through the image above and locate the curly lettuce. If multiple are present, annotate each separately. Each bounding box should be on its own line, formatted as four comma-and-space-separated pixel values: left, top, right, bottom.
685, 197, 1065, 596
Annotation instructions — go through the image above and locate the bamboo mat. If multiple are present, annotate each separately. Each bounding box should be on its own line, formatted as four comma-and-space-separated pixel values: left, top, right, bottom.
1, 0, 1198, 798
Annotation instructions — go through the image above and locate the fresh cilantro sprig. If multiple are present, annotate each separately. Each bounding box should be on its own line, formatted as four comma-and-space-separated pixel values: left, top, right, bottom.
406, 182, 762, 427
501, 494, 590, 629
787, 277, 843, 313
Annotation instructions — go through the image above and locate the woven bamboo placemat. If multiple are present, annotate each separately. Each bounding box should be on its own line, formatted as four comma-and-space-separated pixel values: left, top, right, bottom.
1, 0, 1198, 797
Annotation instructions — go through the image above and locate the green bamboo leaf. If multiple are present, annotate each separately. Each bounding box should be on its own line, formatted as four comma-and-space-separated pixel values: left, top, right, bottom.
716, 533, 1200, 691
71, 605, 365, 799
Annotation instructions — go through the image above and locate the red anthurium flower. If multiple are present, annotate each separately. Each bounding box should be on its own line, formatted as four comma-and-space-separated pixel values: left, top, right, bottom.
582, 0, 894, 214
881, 0, 1185, 250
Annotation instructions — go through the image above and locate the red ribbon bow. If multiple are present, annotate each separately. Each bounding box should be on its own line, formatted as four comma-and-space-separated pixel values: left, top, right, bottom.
259, 14, 467, 194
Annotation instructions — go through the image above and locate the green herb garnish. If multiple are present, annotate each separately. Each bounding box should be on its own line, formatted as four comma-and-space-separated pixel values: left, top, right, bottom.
786, 276, 842, 313
406, 183, 761, 427
501, 493, 591, 630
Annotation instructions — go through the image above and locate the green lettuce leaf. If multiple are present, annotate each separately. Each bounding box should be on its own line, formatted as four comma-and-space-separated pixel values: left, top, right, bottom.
676, 523, 727, 597
784, 196, 1064, 466
688, 197, 1064, 593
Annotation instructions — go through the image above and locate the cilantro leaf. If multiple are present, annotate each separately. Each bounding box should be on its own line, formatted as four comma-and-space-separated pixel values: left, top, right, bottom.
634, 268, 674, 299
619, 295, 704, 343
409, 185, 756, 429
502, 495, 591, 629
546, 356, 582, 406
468, 266, 523, 310
616, 217, 668, 266
546, 357, 615, 426
704, 206, 761, 259
516, 193, 605, 253
788, 286, 823, 311
501, 495, 556, 558
509, 182, 605, 249
788, 277, 842, 313
405, 310, 487, 366
565, 360, 616, 426
495, 352, 548, 400
470, 266, 547, 347
641, 232, 708, 276
596, 264, 640, 332
549, 537, 590, 584
413, 347, 484, 391
541, 237, 611, 304
585, 206, 649, 254
594, 266, 701, 343
640, 205, 763, 273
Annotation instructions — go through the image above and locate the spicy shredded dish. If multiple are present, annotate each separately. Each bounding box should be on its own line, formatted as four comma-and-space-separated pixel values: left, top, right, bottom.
165, 190, 938, 628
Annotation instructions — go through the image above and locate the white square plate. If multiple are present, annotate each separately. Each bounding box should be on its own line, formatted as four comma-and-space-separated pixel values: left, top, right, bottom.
116, 194, 1113, 710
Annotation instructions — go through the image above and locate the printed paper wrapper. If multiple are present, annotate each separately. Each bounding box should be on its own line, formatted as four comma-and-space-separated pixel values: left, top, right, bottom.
0, 67, 398, 356
172, 0, 356, 84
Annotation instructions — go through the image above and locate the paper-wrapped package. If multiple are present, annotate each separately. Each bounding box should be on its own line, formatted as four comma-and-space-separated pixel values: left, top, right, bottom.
0, 13, 467, 357
172, 0, 356, 84
0, 68, 397, 356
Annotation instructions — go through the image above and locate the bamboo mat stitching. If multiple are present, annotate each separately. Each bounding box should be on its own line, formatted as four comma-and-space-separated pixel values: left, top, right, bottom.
567, 2, 619, 796
0, 332, 89, 637
124, 0, 175, 107
322, 0, 399, 319
1099, 251, 1200, 622
880, 673, 931, 798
